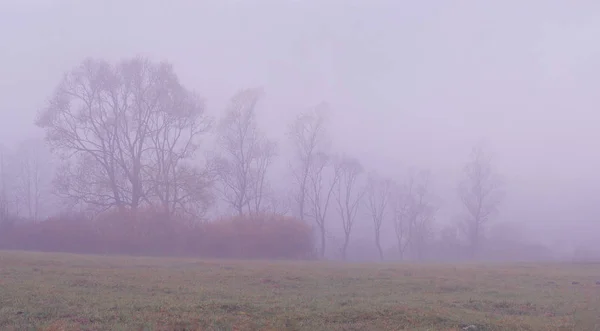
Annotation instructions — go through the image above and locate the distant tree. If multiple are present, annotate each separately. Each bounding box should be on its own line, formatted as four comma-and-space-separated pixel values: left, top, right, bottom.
391, 179, 411, 260
365, 174, 392, 261
0, 144, 29, 232
458, 144, 503, 258
145, 92, 215, 219
439, 224, 461, 247
392, 169, 437, 261
408, 170, 437, 260
213, 88, 278, 215
0, 144, 25, 218
261, 189, 293, 216
305, 152, 340, 258
36, 57, 213, 217
288, 103, 330, 222
0, 146, 9, 222
333, 156, 366, 260
13, 139, 54, 220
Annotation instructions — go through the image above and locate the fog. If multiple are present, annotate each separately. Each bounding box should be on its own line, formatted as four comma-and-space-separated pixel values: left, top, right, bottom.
1, 1, 600, 260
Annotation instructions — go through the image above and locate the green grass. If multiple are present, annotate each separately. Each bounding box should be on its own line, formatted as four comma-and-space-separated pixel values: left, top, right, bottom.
0, 251, 599, 330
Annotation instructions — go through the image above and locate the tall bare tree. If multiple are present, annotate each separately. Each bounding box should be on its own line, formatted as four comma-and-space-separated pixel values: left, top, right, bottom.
459, 144, 503, 258
408, 171, 437, 260
288, 103, 329, 222
36, 57, 213, 216
392, 178, 413, 260
0, 145, 26, 219
13, 139, 54, 220
365, 174, 392, 261
305, 152, 340, 258
334, 156, 366, 260
392, 169, 437, 261
0, 146, 9, 222
214, 88, 277, 215
145, 89, 214, 218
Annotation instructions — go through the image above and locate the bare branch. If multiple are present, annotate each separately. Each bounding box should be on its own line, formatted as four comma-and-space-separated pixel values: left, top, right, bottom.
459, 144, 504, 258
391, 169, 437, 261
365, 173, 392, 260
304, 152, 341, 258
214, 88, 278, 216
37, 57, 213, 216
288, 103, 329, 222
333, 156, 366, 260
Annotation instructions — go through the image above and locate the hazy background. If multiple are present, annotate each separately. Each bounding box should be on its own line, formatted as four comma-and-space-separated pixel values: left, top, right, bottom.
1, 0, 600, 253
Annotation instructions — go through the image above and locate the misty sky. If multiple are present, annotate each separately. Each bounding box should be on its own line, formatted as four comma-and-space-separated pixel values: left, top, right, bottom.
1, 1, 600, 248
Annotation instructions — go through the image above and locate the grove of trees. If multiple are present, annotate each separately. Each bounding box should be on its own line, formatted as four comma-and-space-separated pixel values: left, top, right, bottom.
0, 56, 527, 261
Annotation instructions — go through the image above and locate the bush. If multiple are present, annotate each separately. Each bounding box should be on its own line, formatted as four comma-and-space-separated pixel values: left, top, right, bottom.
0, 212, 98, 253
92, 207, 196, 256
201, 213, 315, 259
0, 209, 314, 260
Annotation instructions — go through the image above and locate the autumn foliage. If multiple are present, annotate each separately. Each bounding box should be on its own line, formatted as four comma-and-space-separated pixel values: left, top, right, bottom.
0, 210, 315, 260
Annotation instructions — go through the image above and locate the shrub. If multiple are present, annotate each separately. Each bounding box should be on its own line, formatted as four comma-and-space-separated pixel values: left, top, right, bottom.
0, 212, 99, 253
92, 207, 192, 256
0, 209, 315, 260
201, 213, 315, 260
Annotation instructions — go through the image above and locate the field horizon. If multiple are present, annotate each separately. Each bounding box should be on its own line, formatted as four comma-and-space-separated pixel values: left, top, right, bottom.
0, 250, 599, 330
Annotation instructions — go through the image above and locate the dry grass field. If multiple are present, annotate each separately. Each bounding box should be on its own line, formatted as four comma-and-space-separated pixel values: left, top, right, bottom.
0, 251, 599, 330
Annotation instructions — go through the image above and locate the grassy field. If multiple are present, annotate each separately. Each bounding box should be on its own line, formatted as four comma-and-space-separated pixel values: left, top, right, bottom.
0, 251, 599, 330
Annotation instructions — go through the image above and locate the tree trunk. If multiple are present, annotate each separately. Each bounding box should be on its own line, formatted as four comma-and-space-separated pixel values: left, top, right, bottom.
298, 183, 306, 222
375, 233, 383, 261
320, 225, 326, 258
342, 235, 350, 261
471, 223, 479, 260
236, 203, 244, 216
397, 244, 404, 261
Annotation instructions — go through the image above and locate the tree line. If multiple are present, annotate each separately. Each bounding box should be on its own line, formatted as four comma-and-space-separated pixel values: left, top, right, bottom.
0, 56, 506, 261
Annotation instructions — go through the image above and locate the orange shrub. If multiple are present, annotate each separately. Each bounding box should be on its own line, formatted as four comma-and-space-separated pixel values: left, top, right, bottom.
0, 212, 100, 253
92, 207, 191, 255
0, 210, 315, 260
200, 213, 315, 260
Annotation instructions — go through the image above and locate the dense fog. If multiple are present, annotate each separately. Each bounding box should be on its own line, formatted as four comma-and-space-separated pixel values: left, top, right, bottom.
1, 1, 600, 261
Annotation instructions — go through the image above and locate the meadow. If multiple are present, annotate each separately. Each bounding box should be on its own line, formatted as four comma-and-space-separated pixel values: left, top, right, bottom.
0, 251, 599, 330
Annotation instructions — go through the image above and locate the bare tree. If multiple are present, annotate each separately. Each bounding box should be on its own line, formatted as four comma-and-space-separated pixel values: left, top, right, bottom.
305, 152, 340, 258
365, 174, 392, 261
13, 139, 54, 220
459, 144, 503, 258
260, 189, 293, 216
19, 154, 40, 220
151, 161, 216, 220
0, 146, 9, 222
334, 156, 366, 260
0, 145, 28, 219
145, 89, 213, 218
36, 57, 213, 216
409, 171, 437, 261
391, 178, 413, 260
249, 141, 277, 214
214, 88, 278, 215
392, 169, 437, 261
288, 103, 329, 222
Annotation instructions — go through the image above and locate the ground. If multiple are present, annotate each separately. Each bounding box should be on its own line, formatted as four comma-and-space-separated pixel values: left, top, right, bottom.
0, 251, 599, 330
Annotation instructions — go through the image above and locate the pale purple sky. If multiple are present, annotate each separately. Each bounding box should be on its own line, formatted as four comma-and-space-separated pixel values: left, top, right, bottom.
1, 0, 600, 248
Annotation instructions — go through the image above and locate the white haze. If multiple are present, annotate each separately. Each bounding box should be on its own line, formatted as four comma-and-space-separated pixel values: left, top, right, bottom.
1, 0, 600, 255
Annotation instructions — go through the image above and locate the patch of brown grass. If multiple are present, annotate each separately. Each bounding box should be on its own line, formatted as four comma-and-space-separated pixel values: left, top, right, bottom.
41, 320, 80, 331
